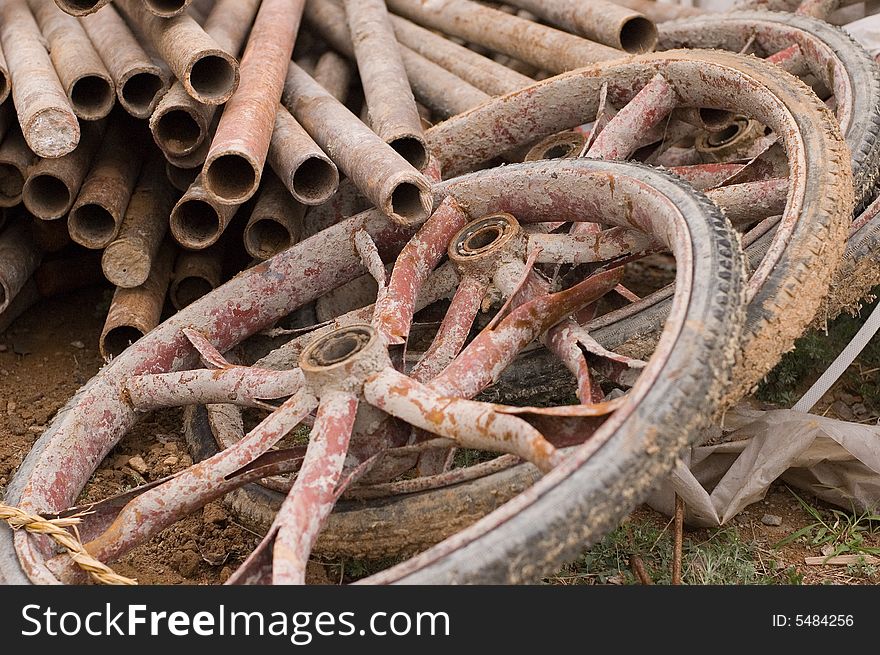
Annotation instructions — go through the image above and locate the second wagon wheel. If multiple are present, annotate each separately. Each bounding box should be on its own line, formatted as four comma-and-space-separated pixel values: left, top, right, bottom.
426, 49, 853, 398
659, 11, 880, 316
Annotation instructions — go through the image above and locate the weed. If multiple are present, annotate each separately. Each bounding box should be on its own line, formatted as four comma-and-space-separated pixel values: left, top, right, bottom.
549, 519, 773, 585
774, 489, 880, 559
845, 557, 878, 581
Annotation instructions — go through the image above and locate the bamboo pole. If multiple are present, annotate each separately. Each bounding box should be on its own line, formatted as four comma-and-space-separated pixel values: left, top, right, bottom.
115, 0, 239, 105
169, 173, 240, 249
0, 126, 36, 207
169, 244, 223, 309
282, 63, 432, 226
52, 0, 112, 16
390, 14, 533, 96
202, 0, 306, 205
384, 0, 622, 74
0, 221, 42, 313
244, 171, 305, 260
100, 242, 174, 360
102, 157, 176, 288
343, 0, 428, 170
142, 0, 192, 18
68, 112, 145, 249
503, 0, 657, 53
164, 160, 199, 192
28, 0, 115, 120
22, 120, 105, 220
0, 39, 10, 105
0, 0, 80, 158
267, 105, 338, 206
80, 4, 170, 119
311, 50, 351, 102
149, 0, 261, 158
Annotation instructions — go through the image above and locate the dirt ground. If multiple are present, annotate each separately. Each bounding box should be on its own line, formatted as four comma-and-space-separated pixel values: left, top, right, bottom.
0, 284, 877, 585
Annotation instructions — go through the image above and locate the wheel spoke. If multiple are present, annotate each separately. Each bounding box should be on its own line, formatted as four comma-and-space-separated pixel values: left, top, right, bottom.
272, 390, 360, 585
766, 43, 808, 77
364, 368, 561, 472
430, 267, 622, 398
586, 73, 677, 161
125, 366, 304, 410
374, 197, 469, 345
705, 178, 788, 229
544, 317, 605, 403
78, 390, 317, 569
410, 273, 489, 382
529, 228, 656, 265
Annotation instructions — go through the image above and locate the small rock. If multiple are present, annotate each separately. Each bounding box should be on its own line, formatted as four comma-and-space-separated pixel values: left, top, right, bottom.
761, 514, 783, 526
219, 566, 233, 583
0, 344, 7, 352
162, 455, 179, 467
70, 340, 85, 349
7, 415, 26, 436
6, 401, 15, 413
164, 442, 179, 453
852, 403, 869, 418
831, 401, 855, 422
170, 550, 200, 577
11, 340, 31, 355
127, 455, 149, 474
27, 425, 45, 434
203, 504, 228, 525
838, 392, 858, 405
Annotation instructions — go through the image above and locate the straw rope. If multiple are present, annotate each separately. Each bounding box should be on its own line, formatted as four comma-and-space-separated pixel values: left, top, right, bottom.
0, 503, 137, 585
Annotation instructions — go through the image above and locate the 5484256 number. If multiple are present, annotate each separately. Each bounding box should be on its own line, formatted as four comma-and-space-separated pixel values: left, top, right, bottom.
795, 615, 853, 627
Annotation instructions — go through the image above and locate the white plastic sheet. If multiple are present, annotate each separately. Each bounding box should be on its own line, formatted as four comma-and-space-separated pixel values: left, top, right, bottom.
648, 407, 880, 526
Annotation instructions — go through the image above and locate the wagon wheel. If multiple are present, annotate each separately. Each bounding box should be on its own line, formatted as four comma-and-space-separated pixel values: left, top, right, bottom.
659, 11, 880, 213
0, 158, 746, 584
426, 49, 853, 398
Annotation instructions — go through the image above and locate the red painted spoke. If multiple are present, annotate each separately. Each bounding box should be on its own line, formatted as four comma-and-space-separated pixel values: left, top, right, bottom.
183, 328, 234, 369
354, 228, 388, 289
766, 43, 808, 77
668, 163, 747, 191
374, 197, 469, 345
530, 228, 655, 265
430, 267, 621, 398
272, 390, 359, 585
544, 317, 604, 404
586, 73, 677, 161
706, 178, 788, 229
410, 273, 489, 382
364, 368, 561, 472
125, 366, 305, 410
614, 284, 640, 303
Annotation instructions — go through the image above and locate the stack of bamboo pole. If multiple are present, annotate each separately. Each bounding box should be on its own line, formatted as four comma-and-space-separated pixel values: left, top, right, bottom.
0, 0, 652, 356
